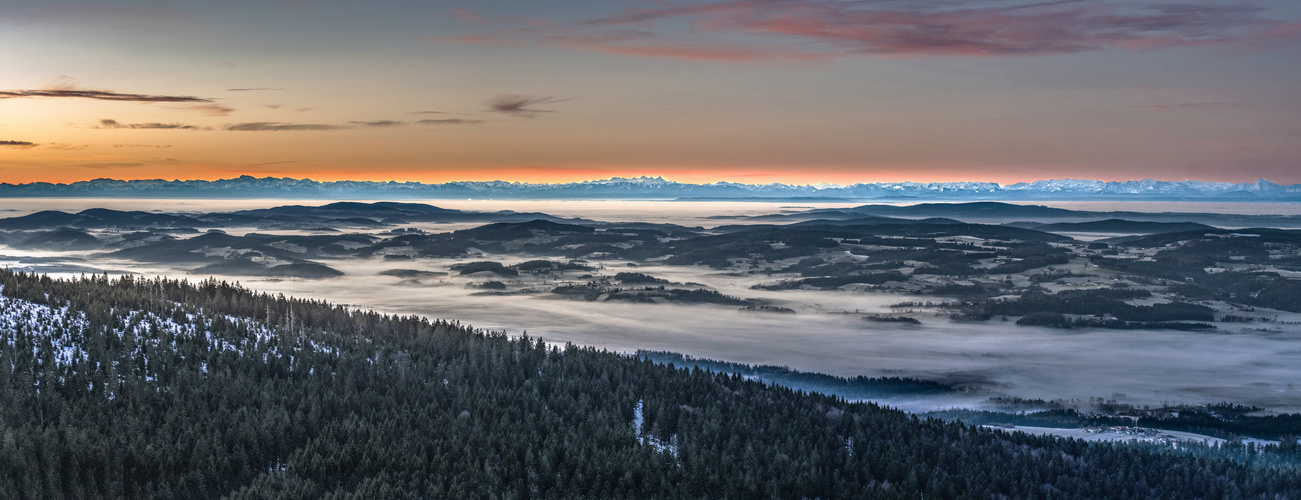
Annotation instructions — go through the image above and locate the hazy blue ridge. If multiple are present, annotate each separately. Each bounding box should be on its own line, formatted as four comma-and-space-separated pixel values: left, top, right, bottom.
1, 176, 1298, 201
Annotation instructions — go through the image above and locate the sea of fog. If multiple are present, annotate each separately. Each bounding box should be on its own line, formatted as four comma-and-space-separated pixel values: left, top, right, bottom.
88, 258, 1298, 413
4, 197, 1301, 412
3, 198, 1301, 227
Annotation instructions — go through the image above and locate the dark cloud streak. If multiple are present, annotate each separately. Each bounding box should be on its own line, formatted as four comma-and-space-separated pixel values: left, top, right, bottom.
350, 120, 405, 127
0, 89, 211, 102
417, 118, 483, 125
97, 119, 203, 130
487, 95, 569, 117
89, 116, 485, 133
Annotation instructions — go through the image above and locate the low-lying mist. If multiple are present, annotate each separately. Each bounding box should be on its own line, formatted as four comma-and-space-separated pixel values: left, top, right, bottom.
12, 252, 1294, 413
4, 198, 1300, 413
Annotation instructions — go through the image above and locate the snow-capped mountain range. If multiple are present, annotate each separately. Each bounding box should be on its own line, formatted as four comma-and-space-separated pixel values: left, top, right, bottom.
0, 176, 1297, 201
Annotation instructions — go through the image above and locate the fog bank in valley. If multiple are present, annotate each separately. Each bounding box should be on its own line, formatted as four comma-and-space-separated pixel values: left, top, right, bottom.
4, 199, 1300, 413
56, 256, 1300, 413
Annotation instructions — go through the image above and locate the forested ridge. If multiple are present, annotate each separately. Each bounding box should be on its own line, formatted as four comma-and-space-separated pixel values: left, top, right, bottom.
2, 270, 1300, 498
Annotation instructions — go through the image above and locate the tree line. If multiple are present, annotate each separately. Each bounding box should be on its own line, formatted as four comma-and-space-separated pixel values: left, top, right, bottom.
2, 270, 1299, 498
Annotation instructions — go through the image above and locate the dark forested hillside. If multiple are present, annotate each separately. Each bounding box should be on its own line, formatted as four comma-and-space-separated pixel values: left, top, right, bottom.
2, 270, 1299, 498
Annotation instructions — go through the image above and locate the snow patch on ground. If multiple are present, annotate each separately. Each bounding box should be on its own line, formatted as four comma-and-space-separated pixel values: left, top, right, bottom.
0, 289, 341, 397
632, 399, 679, 457
983, 424, 1265, 447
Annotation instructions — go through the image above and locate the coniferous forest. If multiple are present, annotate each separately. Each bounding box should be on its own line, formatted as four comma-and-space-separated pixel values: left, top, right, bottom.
2, 269, 1300, 498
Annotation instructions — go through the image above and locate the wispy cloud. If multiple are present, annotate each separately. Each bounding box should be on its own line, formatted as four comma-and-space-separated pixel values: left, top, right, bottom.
228, 88, 284, 92
230, 119, 483, 131
0, 89, 211, 102
225, 122, 344, 131
442, 0, 1301, 61
417, 118, 483, 125
341, 119, 489, 128
43, 143, 88, 150
0, 138, 86, 151
95, 117, 487, 133
113, 144, 173, 148
186, 104, 236, 116
350, 120, 406, 127
351, 119, 483, 126
487, 94, 569, 117
97, 119, 204, 130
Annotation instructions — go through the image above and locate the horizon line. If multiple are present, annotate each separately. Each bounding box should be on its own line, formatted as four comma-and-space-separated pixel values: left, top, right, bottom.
0, 174, 1289, 189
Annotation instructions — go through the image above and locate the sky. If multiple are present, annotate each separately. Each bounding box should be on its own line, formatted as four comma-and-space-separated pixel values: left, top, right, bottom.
1, 0, 1300, 185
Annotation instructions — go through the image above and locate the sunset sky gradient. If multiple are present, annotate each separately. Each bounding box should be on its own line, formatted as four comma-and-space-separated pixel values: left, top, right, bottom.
2, 0, 1300, 185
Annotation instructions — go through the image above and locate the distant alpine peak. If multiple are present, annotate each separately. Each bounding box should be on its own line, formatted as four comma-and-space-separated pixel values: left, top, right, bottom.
587, 176, 674, 186
1, 176, 1296, 201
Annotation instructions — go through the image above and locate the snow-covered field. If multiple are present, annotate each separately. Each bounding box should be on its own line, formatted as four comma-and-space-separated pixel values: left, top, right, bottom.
986, 425, 1288, 449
